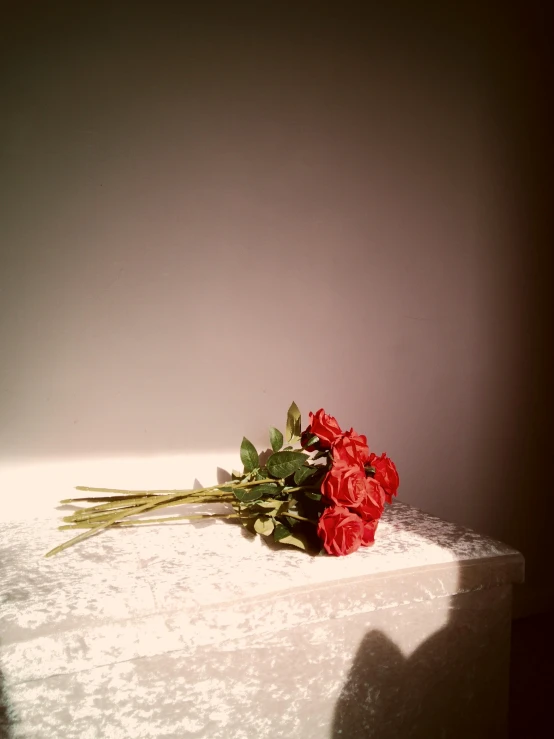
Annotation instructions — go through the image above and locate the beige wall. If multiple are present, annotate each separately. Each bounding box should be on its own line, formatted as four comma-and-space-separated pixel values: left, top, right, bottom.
1, 3, 552, 613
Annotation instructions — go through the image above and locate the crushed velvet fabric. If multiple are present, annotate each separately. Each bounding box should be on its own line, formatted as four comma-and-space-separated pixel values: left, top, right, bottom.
0, 502, 523, 738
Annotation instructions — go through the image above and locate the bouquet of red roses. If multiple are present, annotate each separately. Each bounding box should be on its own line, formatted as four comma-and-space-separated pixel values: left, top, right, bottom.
46, 403, 399, 558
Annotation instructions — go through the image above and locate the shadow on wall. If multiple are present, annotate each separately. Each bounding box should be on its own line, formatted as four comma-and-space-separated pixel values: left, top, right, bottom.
331, 601, 511, 737
331, 544, 514, 738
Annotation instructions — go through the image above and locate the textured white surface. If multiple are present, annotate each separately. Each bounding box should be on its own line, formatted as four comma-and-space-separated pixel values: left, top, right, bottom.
0, 501, 523, 738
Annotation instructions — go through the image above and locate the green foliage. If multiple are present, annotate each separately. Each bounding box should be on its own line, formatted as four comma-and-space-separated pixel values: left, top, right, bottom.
240, 437, 259, 473
269, 427, 284, 452
277, 531, 308, 550
285, 401, 302, 442
284, 515, 300, 528
254, 516, 275, 536
250, 483, 280, 496
234, 487, 264, 503
267, 451, 308, 478
255, 500, 282, 514
274, 522, 291, 541
293, 465, 318, 485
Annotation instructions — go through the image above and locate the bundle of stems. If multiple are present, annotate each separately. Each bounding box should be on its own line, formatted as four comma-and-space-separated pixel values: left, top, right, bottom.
45, 478, 275, 558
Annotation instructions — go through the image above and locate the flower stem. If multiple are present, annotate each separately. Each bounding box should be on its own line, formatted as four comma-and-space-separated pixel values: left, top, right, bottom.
48, 477, 313, 556
65, 495, 235, 524
45, 492, 190, 557
59, 512, 240, 529
72, 479, 274, 497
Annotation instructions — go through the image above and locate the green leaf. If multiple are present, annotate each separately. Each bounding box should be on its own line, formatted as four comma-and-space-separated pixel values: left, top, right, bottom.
218, 486, 236, 493
302, 433, 319, 448
284, 515, 300, 528
240, 437, 259, 473
254, 516, 275, 536
304, 491, 322, 501
274, 522, 291, 541
251, 483, 280, 496
278, 532, 307, 550
234, 487, 264, 503
269, 427, 284, 452
285, 401, 302, 442
256, 499, 282, 510
293, 465, 318, 485
267, 451, 308, 478
282, 446, 293, 451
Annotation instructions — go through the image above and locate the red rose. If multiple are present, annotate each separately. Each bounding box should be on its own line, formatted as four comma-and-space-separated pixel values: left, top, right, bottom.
321, 461, 367, 508
308, 409, 342, 448
317, 506, 364, 556
361, 516, 379, 547
368, 452, 399, 504
358, 477, 386, 520
332, 429, 370, 466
